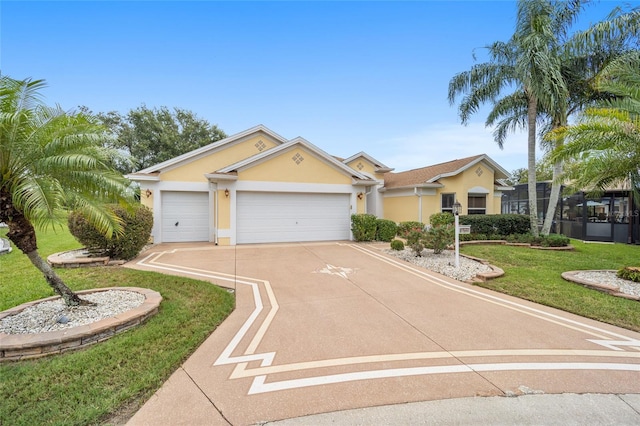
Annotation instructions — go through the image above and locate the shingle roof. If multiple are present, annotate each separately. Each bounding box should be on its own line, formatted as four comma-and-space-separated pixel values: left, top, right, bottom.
383, 155, 487, 189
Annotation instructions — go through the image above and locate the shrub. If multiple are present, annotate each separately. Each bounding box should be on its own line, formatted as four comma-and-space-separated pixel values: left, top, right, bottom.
617, 266, 640, 283
351, 214, 377, 242
424, 224, 454, 254
540, 234, 570, 247
429, 212, 454, 227
390, 239, 405, 251
459, 214, 530, 236
406, 230, 426, 256
376, 219, 398, 242
68, 204, 153, 260
397, 221, 424, 238
506, 233, 534, 244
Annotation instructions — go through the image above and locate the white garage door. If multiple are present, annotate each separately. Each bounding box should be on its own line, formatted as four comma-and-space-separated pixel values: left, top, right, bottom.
236, 192, 350, 244
161, 191, 209, 242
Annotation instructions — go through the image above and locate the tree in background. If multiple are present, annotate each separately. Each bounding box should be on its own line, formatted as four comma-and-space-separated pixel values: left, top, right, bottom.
551, 51, 640, 199
449, 0, 639, 235
89, 105, 226, 173
0, 76, 135, 306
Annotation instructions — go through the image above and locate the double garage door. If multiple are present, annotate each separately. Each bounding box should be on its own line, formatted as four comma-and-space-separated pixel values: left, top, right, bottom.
161, 191, 351, 244
237, 192, 350, 244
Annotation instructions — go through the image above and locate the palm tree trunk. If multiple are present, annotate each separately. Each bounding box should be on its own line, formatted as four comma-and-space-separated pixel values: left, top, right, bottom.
527, 92, 539, 237
3, 202, 86, 306
541, 120, 566, 236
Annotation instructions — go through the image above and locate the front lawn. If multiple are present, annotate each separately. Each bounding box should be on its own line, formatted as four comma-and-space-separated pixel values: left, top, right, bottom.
0, 227, 235, 425
461, 240, 640, 332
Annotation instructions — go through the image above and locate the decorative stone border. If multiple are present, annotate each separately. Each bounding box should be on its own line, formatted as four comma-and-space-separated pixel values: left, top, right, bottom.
460, 254, 505, 282
47, 249, 126, 268
561, 270, 640, 301
0, 287, 162, 362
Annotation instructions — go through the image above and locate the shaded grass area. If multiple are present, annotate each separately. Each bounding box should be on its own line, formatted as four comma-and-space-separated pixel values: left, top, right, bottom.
0, 227, 235, 425
462, 240, 640, 332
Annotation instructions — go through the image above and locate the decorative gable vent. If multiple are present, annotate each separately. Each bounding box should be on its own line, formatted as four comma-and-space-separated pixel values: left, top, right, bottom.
292, 153, 304, 165
255, 140, 267, 152
476, 166, 483, 177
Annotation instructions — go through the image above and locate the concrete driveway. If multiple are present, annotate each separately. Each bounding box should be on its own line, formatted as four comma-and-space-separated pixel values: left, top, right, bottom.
126, 242, 640, 425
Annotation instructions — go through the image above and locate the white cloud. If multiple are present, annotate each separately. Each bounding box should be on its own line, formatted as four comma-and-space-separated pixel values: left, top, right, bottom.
372, 122, 545, 174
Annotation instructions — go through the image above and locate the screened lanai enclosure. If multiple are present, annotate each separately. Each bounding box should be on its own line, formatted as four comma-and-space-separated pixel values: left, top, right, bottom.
501, 183, 640, 244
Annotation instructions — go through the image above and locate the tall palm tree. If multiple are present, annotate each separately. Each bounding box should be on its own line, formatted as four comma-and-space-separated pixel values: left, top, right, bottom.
449, 0, 573, 236
0, 76, 134, 306
449, 0, 639, 236
551, 51, 640, 198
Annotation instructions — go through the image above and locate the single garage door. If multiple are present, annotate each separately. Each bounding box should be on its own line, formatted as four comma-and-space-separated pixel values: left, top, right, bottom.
236, 192, 350, 244
161, 191, 209, 242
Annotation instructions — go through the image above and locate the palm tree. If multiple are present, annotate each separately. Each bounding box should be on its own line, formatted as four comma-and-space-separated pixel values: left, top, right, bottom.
449, 0, 639, 236
449, 0, 572, 236
0, 76, 134, 306
551, 52, 640, 198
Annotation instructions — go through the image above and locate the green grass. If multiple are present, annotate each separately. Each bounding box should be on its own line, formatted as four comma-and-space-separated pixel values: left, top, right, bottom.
0, 227, 235, 425
462, 240, 640, 331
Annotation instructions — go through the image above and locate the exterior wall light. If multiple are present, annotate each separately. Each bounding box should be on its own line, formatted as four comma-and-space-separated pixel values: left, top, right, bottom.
145, 189, 152, 198
224, 188, 230, 198
357, 192, 364, 200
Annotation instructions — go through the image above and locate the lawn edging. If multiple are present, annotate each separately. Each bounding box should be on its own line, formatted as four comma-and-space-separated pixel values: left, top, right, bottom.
561, 270, 640, 301
0, 287, 162, 362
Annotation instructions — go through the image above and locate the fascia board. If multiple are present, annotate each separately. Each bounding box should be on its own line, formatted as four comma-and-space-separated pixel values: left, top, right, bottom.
125, 174, 160, 182
204, 173, 238, 181
343, 151, 392, 170
219, 137, 371, 181
384, 183, 444, 191
135, 124, 288, 174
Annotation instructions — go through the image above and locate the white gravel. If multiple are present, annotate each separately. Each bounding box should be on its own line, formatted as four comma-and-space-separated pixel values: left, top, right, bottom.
385, 248, 492, 282
573, 271, 640, 298
0, 290, 145, 335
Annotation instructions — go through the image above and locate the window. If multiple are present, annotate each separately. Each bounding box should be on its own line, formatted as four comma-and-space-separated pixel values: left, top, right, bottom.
441, 193, 455, 213
468, 194, 486, 215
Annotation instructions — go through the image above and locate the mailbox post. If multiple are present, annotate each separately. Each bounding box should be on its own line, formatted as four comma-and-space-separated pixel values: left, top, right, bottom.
453, 200, 462, 268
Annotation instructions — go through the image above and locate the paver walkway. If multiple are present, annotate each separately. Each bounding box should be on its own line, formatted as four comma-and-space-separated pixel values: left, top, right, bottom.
126, 242, 640, 425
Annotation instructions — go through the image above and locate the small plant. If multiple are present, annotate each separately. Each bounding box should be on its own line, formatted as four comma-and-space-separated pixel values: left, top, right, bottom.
68, 204, 153, 260
406, 230, 426, 256
617, 266, 640, 283
429, 212, 454, 227
397, 221, 425, 238
540, 234, 570, 247
351, 214, 377, 242
376, 219, 398, 242
424, 224, 454, 254
390, 239, 405, 251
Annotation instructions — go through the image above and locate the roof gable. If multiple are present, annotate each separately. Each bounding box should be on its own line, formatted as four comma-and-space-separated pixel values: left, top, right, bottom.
216, 137, 373, 182
134, 125, 288, 174
383, 154, 510, 189
343, 152, 393, 173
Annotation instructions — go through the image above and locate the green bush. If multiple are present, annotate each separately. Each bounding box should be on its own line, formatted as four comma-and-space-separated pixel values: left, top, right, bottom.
351, 214, 377, 242
390, 239, 405, 251
617, 266, 640, 283
68, 204, 153, 260
376, 219, 398, 242
459, 214, 530, 236
506, 233, 534, 243
397, 221, 424, 238
406, 230, 426, 256
540, 234, 570, 247
424, 224, 454, 254
429, 212, 454, 227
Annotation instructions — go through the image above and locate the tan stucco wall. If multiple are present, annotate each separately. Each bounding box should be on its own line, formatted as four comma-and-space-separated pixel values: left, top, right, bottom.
356, 194, 365, 214
160, 134, 279, 182
217, 189, 231, 229
140, 190, 153, 210
217, 237, 231, 246
239, 148, 352, 184
437, 162, 497, 214
383, 196, 420, 223
346, 158, 386, 181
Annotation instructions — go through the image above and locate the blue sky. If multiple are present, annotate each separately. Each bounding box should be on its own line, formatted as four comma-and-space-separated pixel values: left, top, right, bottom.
1, 1, 630, 173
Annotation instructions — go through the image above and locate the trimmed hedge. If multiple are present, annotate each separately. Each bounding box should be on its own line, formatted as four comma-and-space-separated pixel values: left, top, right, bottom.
68, 204, 153, 260
429, 212, 454, 227
376, 219, 398, 242
390, 239, 405, 251
459, 214, 530, 236
351, 214, 378, 242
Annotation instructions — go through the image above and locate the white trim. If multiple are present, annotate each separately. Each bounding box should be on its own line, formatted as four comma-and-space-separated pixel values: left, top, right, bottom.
136, 125, 288, 174
468, 186, 490, 194
126, 174, 159, 182
235, 181, 355, 194
217, 138, 371, 181
383, 189, 417, 198
343, 151, 393, 172
426, 155, 510, 183
205, 173, 239, 181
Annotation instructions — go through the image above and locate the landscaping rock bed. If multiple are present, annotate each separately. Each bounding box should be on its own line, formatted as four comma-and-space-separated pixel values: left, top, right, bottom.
562, 270, 640, 301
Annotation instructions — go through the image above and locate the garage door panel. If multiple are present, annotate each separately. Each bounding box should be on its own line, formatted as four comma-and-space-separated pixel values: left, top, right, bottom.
237, 192, 350, 244
161, 191, 209, 242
